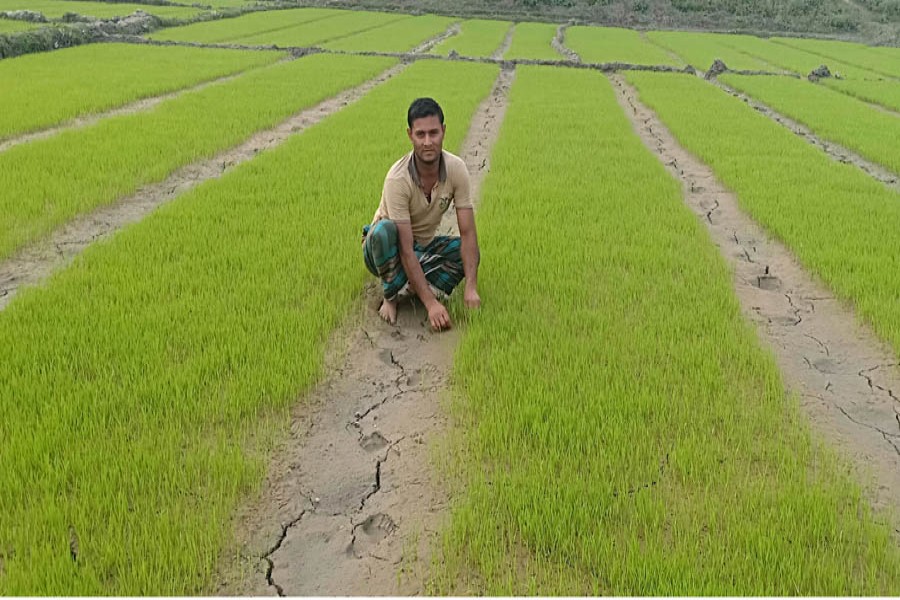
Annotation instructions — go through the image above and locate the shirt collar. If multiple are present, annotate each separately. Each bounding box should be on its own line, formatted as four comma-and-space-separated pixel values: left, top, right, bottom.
408, 150, 447, 188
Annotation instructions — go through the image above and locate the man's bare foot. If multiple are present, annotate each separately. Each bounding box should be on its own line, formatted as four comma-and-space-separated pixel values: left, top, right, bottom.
378, 298, 398, 325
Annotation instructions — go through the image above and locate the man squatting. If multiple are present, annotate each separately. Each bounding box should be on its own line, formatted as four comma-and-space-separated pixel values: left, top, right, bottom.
362, 97, 482, 331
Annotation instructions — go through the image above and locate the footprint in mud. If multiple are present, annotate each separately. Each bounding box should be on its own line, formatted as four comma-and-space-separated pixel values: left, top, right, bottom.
349, 513, 397, 558
359, 431, 389, 452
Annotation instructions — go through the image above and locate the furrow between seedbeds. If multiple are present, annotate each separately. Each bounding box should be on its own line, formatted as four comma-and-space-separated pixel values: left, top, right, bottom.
0, 59, 497, 596
219, 63, 510, 597
718, 74, 900, 180
434, 65, 900, 595
0, 43, 281, 142
612, 72, 900, 541
0, 54, 398, 307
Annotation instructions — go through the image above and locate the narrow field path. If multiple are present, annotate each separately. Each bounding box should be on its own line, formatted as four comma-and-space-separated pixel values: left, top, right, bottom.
0, 61, 284, 155
217, 66, 514, 596
711, 78, 900, 191
611, 73, 900, 524
552, 23, 580, 63
490, 22, 514, 60
0, 61, 407, 312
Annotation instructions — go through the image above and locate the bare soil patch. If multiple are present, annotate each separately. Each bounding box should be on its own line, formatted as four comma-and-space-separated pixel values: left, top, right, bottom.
552, 23, 580, 63
612, 73, 900, 524
216, 66, 514, 596
0, 61, 406, 312
491, 22, 514, 61
712, 78, 900, 192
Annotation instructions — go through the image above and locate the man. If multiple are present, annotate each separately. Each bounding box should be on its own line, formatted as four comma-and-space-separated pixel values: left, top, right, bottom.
362, 97, 481, 331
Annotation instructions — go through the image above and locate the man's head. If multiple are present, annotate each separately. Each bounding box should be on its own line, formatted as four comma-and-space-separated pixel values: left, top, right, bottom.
407, 97, 445, 167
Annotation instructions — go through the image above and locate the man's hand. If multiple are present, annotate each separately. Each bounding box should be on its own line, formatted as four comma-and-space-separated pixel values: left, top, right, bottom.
427, 301, 452, 331
464, 283, 481, 309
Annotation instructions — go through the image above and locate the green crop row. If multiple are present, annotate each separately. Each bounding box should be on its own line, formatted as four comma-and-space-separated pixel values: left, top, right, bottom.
0, 58, 498, 595
0, 53, 393, 262
504, 21, 561, 60
628, 71, 900, 365
322, 14, 454, 52
567, 26, 680, 65
823, 78, 900, 112
646, 30, 775, 71
430, 19, 511, 58
717, 34, 883, 79
148, 7, 342, 43
721, 74, 900, 175
0, 0, 201, 19
230, 9, 407, 47
435, 65, 900, 595
0, 18, 40, 33
772, 36, 900, 79
0, 44, 279, 140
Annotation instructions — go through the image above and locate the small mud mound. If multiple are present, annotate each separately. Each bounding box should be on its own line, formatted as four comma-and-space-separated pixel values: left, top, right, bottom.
0, 10, 46, 22
705, 58, 728, 80
808, 64, 831, 82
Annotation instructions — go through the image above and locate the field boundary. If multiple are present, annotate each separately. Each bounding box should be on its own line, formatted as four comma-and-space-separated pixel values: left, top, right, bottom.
612, 72, 900, 526
0, 59, 406, 312
217, 64, 515, 597
712, 78, 900, 191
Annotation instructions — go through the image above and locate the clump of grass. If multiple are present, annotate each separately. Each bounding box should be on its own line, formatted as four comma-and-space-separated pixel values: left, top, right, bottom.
567, 26, 681, 65
504, 22, 562, 60
430, 19, 511, 58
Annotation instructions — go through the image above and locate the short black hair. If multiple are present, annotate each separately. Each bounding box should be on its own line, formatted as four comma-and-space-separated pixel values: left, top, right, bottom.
407, 97, 444, 127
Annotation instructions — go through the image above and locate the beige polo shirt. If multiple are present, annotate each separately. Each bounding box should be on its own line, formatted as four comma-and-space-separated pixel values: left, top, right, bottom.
370, 150, 472, 246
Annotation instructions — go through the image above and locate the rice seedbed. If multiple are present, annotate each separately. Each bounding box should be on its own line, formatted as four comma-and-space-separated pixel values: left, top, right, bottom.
426, 18, 510, 57
627, 71, 900, 363
646, 30, 775, 71
822, 78, 900, 112
721, 74, 900, 175
566, 26, 680, 65
0, 17, 41, 33
504, 21, 561, 60
0, 57, 497, 595
772, 37, 900, 79
0, 44, 279, 141
232, 9, 407, 47
321, 14, 454, 52
716, 34, 882, 79
0, 0, 201, 19
0, 53, 393, 262
148, 7, 342, 43
436, 64, 900, 595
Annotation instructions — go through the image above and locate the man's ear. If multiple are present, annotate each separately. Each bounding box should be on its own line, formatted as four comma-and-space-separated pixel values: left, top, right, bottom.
407, 127, 413, 142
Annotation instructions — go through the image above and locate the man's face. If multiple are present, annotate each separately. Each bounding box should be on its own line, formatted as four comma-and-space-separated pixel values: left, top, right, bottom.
407, 115, 445, 166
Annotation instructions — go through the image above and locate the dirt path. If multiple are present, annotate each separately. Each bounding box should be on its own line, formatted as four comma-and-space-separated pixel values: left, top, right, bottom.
491, 22, 514, 60
552, 23, 580, 63
412, 21, 460, 54
611, 73, 900, 524
216, 66, 515, 596
711, 78, 900, 191
0, 60, 288, 155
0, 61, 407, 312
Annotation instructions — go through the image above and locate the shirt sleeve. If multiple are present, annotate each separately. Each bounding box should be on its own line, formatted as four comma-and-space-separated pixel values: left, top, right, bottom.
452, 163, 473, 210
382, 176, 411, 222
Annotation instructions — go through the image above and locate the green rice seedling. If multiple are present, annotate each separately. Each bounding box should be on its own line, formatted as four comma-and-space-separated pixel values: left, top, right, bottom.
430, 19, 511, 58
504, 21, 562, 60
148, 7, 343, 43
714, 33, 882, 79
721, 74, 900, 175
0, 53, 393, 261
0, 18, 40, 33
627, 71, 900, 362
233, 9, 407, 47
822, 78, 900, 113
0, 0, 200, 19
772, 37, 900, 79
0, 59, 498, 595
566, 26, 680, 65
0, 44, 279, 140
646, 30, 776, 71
435, 65, 900, 595
322, 14, 455, 52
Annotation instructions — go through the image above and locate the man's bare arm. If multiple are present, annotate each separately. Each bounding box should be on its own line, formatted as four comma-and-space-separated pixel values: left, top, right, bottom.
457, 207, 481, 308
396, 220, 452, 330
